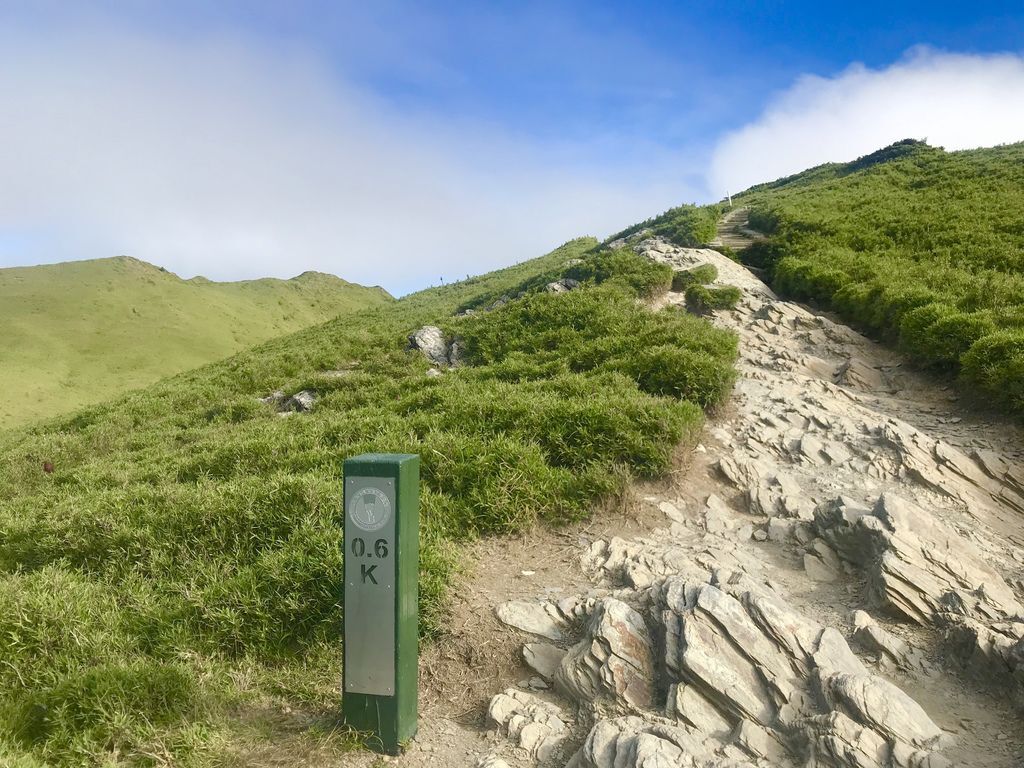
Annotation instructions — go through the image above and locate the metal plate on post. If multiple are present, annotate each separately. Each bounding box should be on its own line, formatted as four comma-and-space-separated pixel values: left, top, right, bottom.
344, 475, 397, 696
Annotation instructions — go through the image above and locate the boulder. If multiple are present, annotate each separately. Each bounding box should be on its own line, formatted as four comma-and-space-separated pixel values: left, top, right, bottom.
733, 719, 789, 764
834, 358, 885, 390
818, 672, 944, 749
564, 716, 738, 768
448, 336, 466, 367
804, 539, 843, 582
259, 390, 286, 406
803, 711, 892, 768
666, 683, 732, 736
648, 571, 948, 766
408, 325, 466, 367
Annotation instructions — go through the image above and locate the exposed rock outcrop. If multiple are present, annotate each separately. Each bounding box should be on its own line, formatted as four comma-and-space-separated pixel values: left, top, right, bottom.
524, 642, 567, 681
554, 598, 654, 711
851, 611, 926, 671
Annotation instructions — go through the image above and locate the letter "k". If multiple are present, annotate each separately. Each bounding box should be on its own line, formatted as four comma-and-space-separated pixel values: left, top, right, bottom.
361, 564, 378, 584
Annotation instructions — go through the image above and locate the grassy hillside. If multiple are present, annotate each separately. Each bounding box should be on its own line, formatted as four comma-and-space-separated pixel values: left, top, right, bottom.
736, 140, 1024, 415
0, 256, 393, 429
0, 239, 737, 766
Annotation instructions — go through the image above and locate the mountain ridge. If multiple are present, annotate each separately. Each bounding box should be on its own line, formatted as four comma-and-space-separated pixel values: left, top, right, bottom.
0, 255, 393, 428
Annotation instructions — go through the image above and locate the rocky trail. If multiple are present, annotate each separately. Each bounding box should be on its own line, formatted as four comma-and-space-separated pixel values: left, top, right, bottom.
709, 206, 764, 252
353, 222, 1024, 768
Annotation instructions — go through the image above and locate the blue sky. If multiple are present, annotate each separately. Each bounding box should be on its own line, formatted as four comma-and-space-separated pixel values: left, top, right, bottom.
1, 1, 1023, 293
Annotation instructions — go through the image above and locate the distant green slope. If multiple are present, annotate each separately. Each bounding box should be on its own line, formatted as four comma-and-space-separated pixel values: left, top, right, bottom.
736, 139, 1024, 415
0, 256, 393, 428
0, 239, 736, 766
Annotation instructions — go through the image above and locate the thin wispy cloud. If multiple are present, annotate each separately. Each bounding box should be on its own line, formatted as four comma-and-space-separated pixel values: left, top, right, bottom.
709, 48, 1024, 196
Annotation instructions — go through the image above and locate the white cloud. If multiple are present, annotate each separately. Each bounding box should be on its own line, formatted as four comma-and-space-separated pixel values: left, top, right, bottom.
709, 48, 1024, 197
0, 27, 697, 295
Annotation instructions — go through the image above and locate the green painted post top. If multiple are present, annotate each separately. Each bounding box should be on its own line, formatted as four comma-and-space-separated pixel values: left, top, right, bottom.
346, 452, 419, 467
342, 453, 419, 756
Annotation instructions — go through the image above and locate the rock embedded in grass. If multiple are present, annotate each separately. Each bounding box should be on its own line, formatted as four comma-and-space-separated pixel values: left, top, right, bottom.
408, 325, 451, 366
409, 324, 465, 366
544, 277, 581, 293
258, 389, 286, 405
283, 390, 316, 412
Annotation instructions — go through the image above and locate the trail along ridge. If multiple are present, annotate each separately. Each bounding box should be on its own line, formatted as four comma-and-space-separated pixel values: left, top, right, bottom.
352, 232, 1024, 768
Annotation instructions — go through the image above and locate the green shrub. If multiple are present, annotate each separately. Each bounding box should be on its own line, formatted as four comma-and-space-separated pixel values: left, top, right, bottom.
747, 206, 779, 234
455, 286, 737, 406
832, 282, 879, 327
774, 255, 853, 305
899, 303, 956, 359
566, 248, 672, 297
684, 284, 742, 313
617, 345, 736, 408
868, 286, 941, 340
671, 264, 718, 292
714, 245, 739, 262
740, 240, 784, 272
961, 331, 1024, 412
919, 311, 996, 367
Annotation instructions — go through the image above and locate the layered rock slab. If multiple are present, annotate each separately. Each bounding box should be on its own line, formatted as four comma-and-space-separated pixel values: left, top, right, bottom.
497, 569, 951, 767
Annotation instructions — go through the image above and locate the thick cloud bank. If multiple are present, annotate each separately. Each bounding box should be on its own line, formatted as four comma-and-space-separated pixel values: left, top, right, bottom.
0, 29, 691, 294
709, 49, 1024, 197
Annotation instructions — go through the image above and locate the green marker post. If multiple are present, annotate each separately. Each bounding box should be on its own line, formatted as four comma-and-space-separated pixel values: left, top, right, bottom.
342, 453, 419, 755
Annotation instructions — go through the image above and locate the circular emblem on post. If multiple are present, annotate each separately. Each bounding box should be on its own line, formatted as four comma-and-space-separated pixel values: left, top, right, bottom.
349, 486, 392, 531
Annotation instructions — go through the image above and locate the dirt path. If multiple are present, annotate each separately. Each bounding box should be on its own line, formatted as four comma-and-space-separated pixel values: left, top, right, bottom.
339, 232, 1024, 768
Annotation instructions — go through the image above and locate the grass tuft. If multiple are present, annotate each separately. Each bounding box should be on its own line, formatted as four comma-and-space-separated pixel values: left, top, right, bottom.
684, 284, 742, 313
